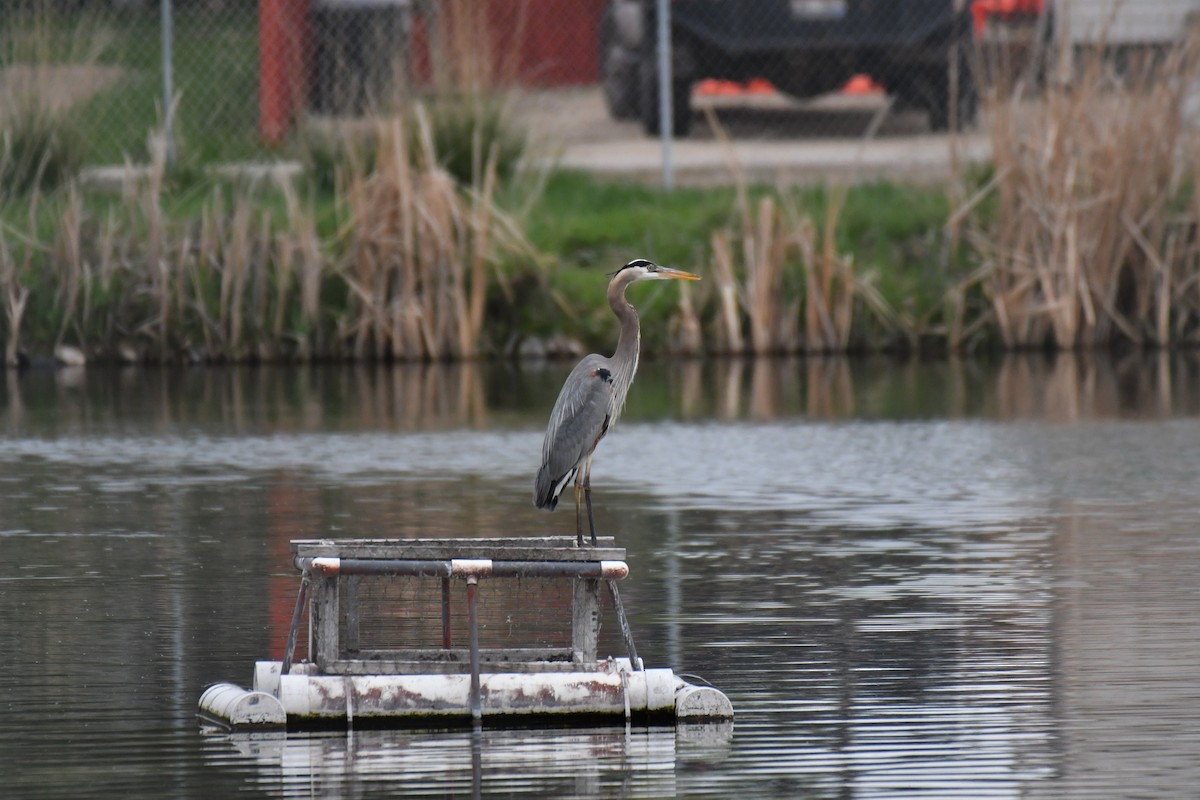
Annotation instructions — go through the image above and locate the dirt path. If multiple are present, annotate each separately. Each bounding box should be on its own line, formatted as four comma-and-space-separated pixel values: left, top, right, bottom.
516, 86, 991, 186
0, 65, 124, 121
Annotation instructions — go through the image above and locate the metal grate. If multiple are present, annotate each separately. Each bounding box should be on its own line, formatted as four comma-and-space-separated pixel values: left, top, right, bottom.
340, 573, 574, 654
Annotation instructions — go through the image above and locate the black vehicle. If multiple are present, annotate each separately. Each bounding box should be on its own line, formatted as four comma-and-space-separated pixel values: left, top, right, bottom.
600, 0, 976, 136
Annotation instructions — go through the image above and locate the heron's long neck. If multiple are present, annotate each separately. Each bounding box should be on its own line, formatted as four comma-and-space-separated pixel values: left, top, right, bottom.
608, 278, 640, 403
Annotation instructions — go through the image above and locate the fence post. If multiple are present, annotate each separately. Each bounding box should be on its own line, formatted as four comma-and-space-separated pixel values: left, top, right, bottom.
160, 0, 176, 164
656, 0, 673, 191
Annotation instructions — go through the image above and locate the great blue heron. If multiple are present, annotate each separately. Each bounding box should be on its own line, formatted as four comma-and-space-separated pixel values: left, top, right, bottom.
534, 258, 700, 545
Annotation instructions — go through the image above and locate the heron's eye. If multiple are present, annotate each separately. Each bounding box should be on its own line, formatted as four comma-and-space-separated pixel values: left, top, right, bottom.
622, 258, 655, 272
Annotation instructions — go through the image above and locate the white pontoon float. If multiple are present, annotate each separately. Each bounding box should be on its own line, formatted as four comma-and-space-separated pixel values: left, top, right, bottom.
198, 537, 732, 729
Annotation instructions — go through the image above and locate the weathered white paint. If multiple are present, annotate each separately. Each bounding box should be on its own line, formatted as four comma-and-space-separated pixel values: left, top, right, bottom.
197, 683, 287, 729
624, 666, 679, 712
200, 536, 734, 730
208, 659, 729, 727
253, 660, 282, 696
450, 558, 493, 576
676, 684, 737, 720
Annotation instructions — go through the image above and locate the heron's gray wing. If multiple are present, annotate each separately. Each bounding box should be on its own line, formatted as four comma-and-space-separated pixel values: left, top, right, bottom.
534, 355, 615, 508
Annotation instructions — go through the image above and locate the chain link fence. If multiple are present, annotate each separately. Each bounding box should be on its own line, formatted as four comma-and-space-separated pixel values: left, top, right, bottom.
2, 1, 1198, 173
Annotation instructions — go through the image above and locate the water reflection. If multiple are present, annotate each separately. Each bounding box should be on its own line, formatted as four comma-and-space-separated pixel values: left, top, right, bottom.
4, 352, 1199, 439
1041, 502, 1200, 796
2, 354, 1200, 798
203, 724, 732, 799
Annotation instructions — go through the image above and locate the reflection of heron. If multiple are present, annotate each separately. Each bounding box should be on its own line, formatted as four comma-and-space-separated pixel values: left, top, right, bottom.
534, 259, 700, 545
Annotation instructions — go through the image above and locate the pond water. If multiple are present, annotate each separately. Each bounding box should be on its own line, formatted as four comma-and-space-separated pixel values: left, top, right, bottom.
2, 354, 1199, 798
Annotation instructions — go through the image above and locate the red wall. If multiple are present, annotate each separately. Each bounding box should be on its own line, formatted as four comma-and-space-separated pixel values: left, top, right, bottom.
517, 0, 607, 85
410, 0, 607, 87
260, 0, 605, 144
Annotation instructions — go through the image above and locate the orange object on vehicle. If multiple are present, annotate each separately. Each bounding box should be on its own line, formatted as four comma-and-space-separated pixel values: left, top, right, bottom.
745, 78, 776, 95
842, 74, 884, 95
697, 79, 753, 96
970, 0, 1044, 37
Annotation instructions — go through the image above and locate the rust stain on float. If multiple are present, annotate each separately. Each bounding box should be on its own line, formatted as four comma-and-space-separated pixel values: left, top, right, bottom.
312, 680, 346, 712
356, 682, 460, 712
484, 678, 623, 710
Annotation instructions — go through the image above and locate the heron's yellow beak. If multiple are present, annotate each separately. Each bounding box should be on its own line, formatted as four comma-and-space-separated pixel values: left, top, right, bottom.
657, 266, 701, 281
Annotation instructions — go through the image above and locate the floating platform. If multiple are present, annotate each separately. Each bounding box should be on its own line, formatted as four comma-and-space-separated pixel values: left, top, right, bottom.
198, 537, 732, 730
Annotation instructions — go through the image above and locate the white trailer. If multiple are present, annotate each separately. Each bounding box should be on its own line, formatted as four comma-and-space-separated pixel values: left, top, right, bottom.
1060, 0, 1200, 45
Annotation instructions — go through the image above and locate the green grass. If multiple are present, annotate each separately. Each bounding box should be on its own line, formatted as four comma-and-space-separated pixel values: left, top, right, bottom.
515, 171, 962, 352
0, 131, 975, 361
78, 6, 267, 165
0, 4, 269, 167
521, 171, 738, 270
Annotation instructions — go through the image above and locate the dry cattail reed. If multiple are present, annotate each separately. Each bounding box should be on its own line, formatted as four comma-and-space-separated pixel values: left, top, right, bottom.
965, 30, 1200, 349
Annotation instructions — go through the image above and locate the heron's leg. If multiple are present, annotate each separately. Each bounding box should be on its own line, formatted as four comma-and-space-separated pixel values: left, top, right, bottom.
583, 462, 598, 546
574, 470, 586, 547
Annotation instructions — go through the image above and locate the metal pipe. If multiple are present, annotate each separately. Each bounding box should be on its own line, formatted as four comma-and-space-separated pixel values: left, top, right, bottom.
607, 581, 640, 670
300, 557, 628, 580
303, 557, 452, 577
441, 576, 452, 649
492, 560, 628, 579
466, 576, 481, 721
656, 0, 673, 190
281, 573, 310, 676
160, 0, 176, 164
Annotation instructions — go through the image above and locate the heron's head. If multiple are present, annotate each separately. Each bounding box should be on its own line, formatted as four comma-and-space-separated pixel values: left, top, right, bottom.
613, 258, 701, 285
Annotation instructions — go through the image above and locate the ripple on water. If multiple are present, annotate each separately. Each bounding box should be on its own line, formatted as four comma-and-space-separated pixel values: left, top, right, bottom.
3, 407, 1200, 798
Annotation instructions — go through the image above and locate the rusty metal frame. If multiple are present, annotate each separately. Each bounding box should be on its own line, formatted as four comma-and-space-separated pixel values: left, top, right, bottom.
441, 577, 452, 649
607, 581, 640, 668
281, 572, 309, 675
297, 557, 629, 581
466, 575, 481, 720
281, 545, 642, 706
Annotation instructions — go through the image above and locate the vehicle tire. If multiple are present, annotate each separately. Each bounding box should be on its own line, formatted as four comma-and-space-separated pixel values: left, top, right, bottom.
600, 4, 640, 120
908, 44, 977, 132
932, 59, 977, 131
638, 50, 693, 137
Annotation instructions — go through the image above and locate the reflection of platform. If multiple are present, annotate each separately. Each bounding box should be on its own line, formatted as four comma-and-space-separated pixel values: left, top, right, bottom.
204, 724, 733, 798
199, 537, 732, 729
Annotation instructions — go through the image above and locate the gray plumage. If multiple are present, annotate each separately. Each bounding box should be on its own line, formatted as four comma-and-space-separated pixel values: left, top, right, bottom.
533, 258, 700, 545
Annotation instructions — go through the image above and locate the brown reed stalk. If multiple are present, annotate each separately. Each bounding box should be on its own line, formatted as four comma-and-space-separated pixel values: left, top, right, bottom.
274, 175, 326, 352
822, 189, 854, 348
226, 194, 252, 359
968, 30, 1200, 348
0, 228, 26, 366
193, 193, 221, 356
668, 280, 703, 357
54, 183, 83, 348
466, 151, 499, 358
702, 104, 900, 354
296, 214, 324, 348
704, 106, 790, 354
253, 211, 272, 358
272, 228, 295, 345
708, 230, 744, 354
337, 109, 526, 362
119, 133, 173, 358
744, 195, 779, 353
